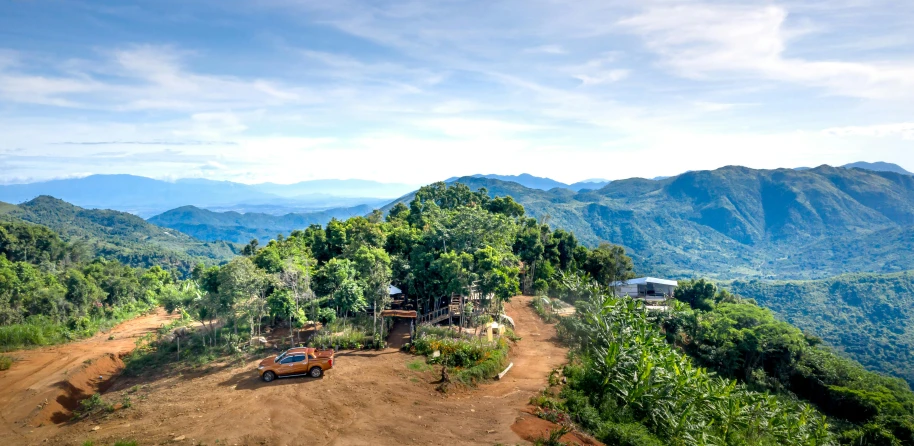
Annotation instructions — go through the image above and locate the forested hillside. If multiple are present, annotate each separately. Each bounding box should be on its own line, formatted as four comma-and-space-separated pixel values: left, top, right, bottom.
0, 196, 236, 274
148, 204, 374, 244
731, 272, 914, 385
0, 219, 182, 349
387, 165, 914, 280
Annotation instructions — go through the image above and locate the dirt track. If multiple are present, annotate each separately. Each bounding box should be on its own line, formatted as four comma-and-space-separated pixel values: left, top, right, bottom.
0, 310, 179, 441
0, 296, 574, 445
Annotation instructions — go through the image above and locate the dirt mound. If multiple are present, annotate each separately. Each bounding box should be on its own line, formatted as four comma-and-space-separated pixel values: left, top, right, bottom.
37, 353, 125, 425
0, 310, 176, 440
512, 408, 603, 445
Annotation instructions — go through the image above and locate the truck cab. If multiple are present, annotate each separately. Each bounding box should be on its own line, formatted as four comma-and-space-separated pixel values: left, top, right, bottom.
258, 347, 334, 382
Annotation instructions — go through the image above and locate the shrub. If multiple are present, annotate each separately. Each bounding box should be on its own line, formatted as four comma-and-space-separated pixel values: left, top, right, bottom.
318, 307, 337, 324
534, 426, 571, 446
74, 393, 114, 419
597, 421, 665, 446
411, 332, 510, 386
0, 354, 12, 371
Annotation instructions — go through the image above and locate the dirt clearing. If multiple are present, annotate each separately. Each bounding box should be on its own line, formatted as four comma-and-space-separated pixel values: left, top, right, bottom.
0, 310, 178, 438
0, 295, 572, 445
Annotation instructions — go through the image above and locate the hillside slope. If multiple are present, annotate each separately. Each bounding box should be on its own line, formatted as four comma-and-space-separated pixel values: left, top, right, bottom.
148, 204, 375, 244
0, 196, 236, 273
390, 165, 914, 280
730, 272, 914, 385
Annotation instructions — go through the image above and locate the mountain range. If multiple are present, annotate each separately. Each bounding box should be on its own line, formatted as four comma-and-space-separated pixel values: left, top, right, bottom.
388, 164, 914, 281
0, 175, 412, 217
0, 196, 235, 273
148, 204, 374, 244
445, 173, 612, 191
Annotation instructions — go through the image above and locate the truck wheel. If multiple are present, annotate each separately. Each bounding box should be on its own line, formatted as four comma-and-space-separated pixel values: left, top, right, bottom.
309, 367, 323, 378
262, 371, 276, 382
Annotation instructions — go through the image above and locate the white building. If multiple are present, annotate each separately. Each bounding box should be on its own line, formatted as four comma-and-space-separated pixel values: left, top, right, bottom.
611, 277, 678, 304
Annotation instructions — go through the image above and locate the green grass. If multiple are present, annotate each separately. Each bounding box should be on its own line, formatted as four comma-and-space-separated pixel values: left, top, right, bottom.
73, 393, 114, 419
122, 320, 260, 378
0, 354, 13, 371
0, 302, 156, 352
307, 316, 375, 350
406, 359, 431, 372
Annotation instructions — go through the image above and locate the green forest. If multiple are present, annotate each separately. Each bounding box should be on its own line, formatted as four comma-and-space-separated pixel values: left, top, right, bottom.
0, 219, 181, 350
731, 273, 914, 386
0, 196, 236, 274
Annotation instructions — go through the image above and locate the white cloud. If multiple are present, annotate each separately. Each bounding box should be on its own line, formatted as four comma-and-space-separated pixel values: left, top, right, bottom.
619, 4, 914, 99
574, 69, 630, 86
0, 45, 310, 112
822, 122, 914, 139
694, 101, 737, 112
524, 44, 566, 54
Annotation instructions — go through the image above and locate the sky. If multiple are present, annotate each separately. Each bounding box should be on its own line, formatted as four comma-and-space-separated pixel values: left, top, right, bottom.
0, 0, 912, 185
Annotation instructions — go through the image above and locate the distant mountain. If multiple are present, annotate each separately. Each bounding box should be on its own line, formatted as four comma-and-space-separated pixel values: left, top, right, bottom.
390, 164, 914, 280
148, 204, 374, 244
251, 179, 416, 198
0, 196, 236, 273
446, 173, 617, 191
568, 179, 611, 191
446, 173, 569, 190
842, 161, 913, 175
0, 175, 412, 217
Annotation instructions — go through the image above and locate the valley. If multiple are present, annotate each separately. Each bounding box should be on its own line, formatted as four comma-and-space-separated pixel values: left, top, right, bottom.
2, 164, 914, 445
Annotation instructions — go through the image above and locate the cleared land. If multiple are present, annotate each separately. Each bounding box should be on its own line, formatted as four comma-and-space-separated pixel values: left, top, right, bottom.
0, 295, 581, 445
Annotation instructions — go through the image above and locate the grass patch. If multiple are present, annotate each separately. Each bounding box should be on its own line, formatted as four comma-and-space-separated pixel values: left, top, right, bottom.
73, 393, 114, 420
307, 316, 382, 350
122, 319, 255, 378
0, 302, 156, 351
0, 354, 13, 371
406, 359, 432, 372
531, 297, 559, 323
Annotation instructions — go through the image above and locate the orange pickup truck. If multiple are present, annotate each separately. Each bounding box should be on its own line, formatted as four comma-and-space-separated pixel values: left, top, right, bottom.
257, 347, 334, 382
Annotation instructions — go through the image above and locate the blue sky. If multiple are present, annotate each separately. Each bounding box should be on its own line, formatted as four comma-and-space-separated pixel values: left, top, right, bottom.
0, 0, 912, 185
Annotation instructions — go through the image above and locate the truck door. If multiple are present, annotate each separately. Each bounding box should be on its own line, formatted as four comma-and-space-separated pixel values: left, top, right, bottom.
277, 354, 300, 376
289, 354, 309, 374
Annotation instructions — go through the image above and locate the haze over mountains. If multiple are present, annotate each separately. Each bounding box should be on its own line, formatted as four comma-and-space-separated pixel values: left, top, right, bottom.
148, 204, 374, 244
0, 175, 411, 217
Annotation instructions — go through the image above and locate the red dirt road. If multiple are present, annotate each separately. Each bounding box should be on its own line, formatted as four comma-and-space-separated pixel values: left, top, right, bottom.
0, 296, 571, 445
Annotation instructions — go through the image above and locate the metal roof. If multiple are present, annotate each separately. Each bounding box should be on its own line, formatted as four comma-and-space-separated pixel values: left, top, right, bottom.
610, 277, 679, 287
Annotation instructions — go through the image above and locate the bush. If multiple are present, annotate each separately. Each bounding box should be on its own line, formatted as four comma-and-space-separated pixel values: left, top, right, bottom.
74, 393, 114, 419
411, 332, 510, 386
308, 317, 372, 350
318, 307, 337, 324
0, 354, 13, 371
597, 421, 665, 446
531, 297, 558, 323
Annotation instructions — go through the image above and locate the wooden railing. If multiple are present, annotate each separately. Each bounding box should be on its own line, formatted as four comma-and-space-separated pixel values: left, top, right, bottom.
418, 307, 450, 325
